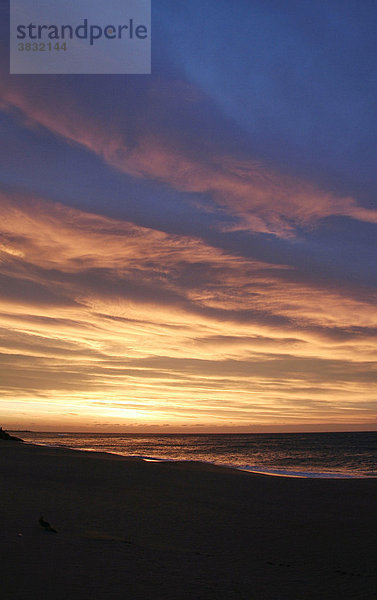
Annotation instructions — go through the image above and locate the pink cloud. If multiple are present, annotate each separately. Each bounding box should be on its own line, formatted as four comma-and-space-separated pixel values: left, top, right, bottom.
1, 77, 377, 237
1, 190, 376, 338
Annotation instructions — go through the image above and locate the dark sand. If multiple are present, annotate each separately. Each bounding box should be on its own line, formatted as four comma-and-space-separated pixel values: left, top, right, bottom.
1, 440, 376, 599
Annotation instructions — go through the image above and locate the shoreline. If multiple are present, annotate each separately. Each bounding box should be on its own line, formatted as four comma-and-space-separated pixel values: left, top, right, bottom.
1, 439, 377, 599
18, 438, 375, 480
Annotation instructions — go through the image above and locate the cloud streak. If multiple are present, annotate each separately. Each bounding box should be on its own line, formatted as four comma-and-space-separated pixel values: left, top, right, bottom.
1, 76, 377, 238
0, 192, 376, 429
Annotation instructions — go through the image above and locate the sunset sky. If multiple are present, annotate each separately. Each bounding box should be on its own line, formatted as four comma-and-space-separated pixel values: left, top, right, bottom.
0, 1, 376, 432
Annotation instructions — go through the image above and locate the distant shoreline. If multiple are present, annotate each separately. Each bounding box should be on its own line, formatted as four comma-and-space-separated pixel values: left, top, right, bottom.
0, 427, 23, 442
7, 429, 377, 434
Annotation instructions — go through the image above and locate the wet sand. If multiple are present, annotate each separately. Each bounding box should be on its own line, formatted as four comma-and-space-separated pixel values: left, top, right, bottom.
1, 439, 376, 599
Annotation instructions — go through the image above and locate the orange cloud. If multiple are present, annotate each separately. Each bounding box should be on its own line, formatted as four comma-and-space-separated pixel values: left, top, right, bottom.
0, 191, 376, 429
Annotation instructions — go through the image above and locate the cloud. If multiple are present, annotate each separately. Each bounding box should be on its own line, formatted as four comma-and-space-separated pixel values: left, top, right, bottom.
1, 190, 376, 336
0, 191, 376, 428
0, 272, 79, 307
1, 75, 377, 238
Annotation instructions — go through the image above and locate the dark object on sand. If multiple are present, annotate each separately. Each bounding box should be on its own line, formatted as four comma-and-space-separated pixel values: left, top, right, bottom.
39, 516, 57, 533
0, 427, 23, 442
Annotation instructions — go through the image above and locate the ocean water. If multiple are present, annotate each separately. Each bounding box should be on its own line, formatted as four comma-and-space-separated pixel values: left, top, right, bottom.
15, 431, 377, 478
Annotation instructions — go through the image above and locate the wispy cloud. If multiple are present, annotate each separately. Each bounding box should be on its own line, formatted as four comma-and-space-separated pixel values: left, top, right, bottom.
1, 77, 377, 238
0, 192, 376, 429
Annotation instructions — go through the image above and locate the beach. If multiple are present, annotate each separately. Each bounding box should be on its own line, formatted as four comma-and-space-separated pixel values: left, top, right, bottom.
1, 440, 376, 599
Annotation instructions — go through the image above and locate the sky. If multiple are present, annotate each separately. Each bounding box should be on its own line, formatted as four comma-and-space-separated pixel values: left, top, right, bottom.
0, 0, 376, 432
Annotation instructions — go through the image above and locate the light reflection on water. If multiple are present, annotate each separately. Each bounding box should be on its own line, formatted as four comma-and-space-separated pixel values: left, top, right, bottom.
17, 431, 377, 479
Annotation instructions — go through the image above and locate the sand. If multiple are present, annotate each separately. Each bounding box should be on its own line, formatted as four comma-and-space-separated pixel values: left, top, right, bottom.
1, 440, 376, 599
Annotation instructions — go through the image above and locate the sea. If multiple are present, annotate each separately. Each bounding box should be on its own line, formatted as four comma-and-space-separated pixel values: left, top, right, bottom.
14, 431, 377, 479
